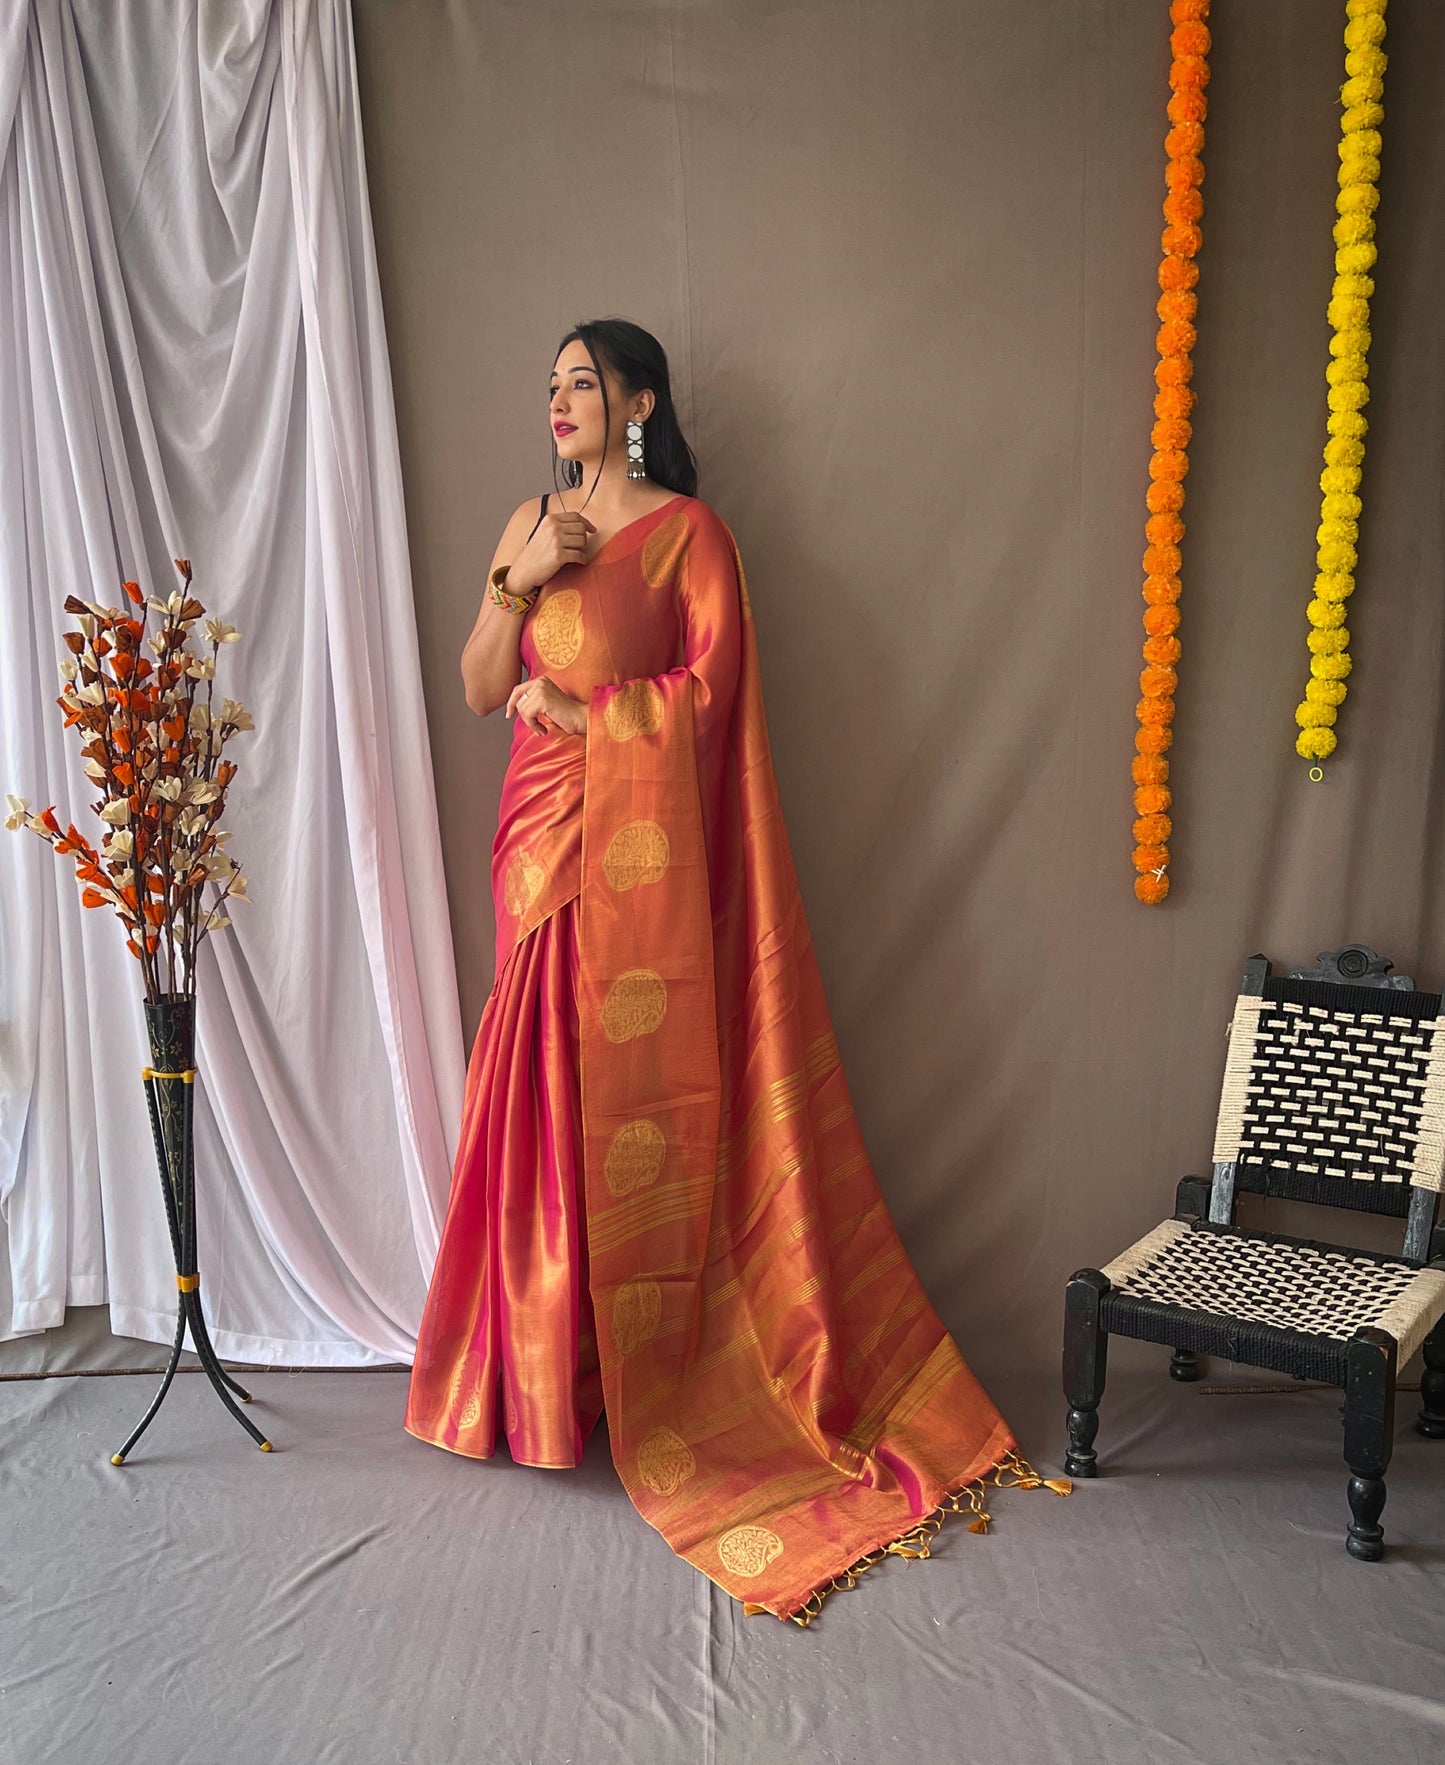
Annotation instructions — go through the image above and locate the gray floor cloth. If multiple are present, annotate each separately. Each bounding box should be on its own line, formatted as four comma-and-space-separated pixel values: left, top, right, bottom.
3, 1310, 1444, 1765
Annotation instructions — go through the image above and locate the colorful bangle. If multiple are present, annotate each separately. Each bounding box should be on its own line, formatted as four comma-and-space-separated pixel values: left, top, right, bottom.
488, 566, 537, 616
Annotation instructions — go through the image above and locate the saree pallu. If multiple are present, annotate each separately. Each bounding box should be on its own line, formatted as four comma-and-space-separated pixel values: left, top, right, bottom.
407, 495, 1038, 1622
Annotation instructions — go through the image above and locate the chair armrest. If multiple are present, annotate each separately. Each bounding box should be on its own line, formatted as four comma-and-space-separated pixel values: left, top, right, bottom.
1173, 1174, 1212, 1222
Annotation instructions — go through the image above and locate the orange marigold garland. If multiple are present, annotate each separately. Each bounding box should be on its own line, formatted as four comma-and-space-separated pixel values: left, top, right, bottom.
1133, 0, 1210, 905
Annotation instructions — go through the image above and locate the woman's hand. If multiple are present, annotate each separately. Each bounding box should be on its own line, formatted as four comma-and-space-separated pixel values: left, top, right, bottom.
506, 509, 597, 595
505, 675, 588, 738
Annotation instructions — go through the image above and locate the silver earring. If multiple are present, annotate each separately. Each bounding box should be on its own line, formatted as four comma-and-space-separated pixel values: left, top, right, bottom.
626, 418, 646, 480
561, 457, 582, 489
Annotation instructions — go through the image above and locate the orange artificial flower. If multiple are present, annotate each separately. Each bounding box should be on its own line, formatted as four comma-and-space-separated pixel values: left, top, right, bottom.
1150, 448, 1192, 483
1156, 317, 1198, 354
1162, 190, 1204, 228
1157, 254, 1200, 292
1153, 383, 1196, 418
1155, 288, 1198, 323
1160, 221, 1203, 258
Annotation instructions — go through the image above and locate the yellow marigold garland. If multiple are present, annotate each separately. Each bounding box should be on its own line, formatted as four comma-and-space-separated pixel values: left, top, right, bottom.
1133, 0, 1210, 904
1295, 0, 1387, 769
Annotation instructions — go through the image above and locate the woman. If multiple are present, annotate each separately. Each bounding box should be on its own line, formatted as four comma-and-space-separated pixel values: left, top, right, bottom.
404, 319, 1056, 1624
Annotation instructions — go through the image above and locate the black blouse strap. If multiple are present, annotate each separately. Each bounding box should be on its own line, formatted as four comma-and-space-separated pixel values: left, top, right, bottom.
524, 492, 549, 544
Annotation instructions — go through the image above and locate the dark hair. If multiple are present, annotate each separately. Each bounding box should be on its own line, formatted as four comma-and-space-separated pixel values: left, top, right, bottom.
551, 319, 698, 502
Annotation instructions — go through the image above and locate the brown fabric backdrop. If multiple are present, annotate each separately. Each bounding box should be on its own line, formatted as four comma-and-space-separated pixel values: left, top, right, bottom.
352, 0, 1445, 1413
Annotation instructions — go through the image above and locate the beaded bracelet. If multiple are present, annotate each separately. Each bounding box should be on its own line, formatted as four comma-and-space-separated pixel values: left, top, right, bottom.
488, 566, 537, 617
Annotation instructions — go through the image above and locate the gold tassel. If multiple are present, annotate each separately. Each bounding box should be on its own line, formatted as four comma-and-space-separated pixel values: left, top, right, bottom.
776, 1447, 1070, 1628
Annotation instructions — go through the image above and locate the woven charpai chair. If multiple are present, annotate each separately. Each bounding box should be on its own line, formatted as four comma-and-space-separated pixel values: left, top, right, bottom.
1063, 946, 1445, 1560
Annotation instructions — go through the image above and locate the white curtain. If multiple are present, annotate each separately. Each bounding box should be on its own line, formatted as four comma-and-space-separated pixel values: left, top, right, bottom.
0, 0, 465, 1364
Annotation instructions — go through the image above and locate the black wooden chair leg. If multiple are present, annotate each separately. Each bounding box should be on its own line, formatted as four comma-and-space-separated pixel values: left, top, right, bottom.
1343, 1327, 1396, 1562
1063, 1269, 1110, 1479
1169, 1348, 1203, 1382
1415, 1318, 1445, 1439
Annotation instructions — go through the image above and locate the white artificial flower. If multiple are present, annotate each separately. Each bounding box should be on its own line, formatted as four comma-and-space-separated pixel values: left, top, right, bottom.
97, 800, 130, 825
204, 909, 231, 932
177, 808, 208, 839
78, 614, 96, 637
82, 599, 110, 620
104, 829, 134, 858
217, 699, 254, 731
204, 618, 241, 645
202, 850, 234, 878
82, 760, 107, 782
75, 682, 106, 706
152, 778, 183, 802
59, 656, 78, 682
167, 591, 185, 615
26, 813, 51, 835
4, 795, 31, 831
227, 873, 249, 901
186, 655, 216, 680
189, 703, 211, 729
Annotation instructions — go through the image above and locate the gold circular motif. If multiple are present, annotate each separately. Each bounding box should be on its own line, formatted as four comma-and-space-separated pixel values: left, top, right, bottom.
503, 848, 547, 918
600, 968, 667, 1043
717, 1525, 785, 1579
532, 589, 583, 668
604, 679, 665, 742
604, 1119, 667, 1196
611, 1277, 662, 1356
638, 1426, 697, 1497
641, 512, 689, 588
602, 820, 670, 892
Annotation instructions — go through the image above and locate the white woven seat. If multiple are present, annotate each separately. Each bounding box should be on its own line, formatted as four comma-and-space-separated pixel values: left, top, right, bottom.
1103, 1219, 1445, 1368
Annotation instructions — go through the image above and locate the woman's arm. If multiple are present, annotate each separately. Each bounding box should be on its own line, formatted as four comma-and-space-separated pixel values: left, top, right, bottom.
460, 499, 595, 716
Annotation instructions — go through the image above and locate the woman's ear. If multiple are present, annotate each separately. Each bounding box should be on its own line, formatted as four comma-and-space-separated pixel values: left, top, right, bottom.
634, 388, 657, 422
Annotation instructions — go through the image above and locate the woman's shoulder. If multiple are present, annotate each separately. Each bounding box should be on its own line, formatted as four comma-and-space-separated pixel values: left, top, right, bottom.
676, 495, 733, 542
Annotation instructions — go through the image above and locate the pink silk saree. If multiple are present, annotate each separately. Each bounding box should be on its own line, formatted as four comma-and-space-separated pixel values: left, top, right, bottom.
405, 495, 1041, 1622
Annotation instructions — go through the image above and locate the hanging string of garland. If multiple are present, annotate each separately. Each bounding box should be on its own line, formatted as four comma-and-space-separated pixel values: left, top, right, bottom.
1132, 0, 1210, 905
1294, 0, 1388, 773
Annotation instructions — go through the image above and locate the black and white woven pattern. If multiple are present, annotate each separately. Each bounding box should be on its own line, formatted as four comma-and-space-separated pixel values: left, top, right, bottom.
1102, 1220, 1445, 1364
1215, 997, 1445, 1188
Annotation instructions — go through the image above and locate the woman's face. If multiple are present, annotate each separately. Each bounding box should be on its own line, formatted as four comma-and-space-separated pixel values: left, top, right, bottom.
548, 345, 653, 467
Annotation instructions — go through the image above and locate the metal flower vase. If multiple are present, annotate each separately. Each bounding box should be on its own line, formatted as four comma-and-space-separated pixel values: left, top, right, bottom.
110, 996, 272, 1463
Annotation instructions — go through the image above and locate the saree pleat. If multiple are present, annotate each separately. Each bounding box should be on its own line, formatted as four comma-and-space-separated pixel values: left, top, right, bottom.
404, 899, 602, 1468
